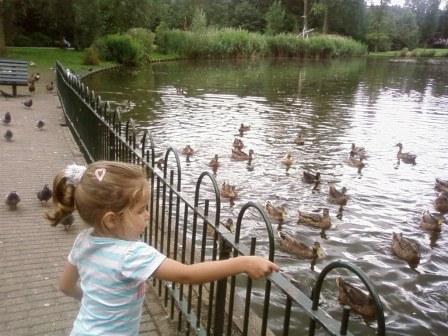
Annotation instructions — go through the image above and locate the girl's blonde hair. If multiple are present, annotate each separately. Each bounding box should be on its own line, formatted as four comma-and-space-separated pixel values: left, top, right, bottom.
46, 161, 148, 227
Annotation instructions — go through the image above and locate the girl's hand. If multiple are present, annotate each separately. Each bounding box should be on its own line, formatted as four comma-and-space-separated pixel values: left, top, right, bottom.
244, 256, 279, 280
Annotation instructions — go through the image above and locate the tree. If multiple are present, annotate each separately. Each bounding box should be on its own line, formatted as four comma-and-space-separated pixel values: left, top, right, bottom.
367, 0, 391, 51
231, 1, 265, 32
405, 0, 441, 45
265, 1, 288, 34
0, 0, 6, 55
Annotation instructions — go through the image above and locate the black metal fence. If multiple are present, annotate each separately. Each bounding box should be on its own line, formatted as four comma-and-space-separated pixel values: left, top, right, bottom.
56, 61, 386, 336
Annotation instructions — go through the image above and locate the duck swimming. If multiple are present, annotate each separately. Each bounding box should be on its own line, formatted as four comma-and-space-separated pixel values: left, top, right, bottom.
434, 192, 448, 213
281, 152, 294, 167
391, 232, 420, 268
303, 171, 320, 184
420, 210, 444, 231
336, 277, 377, 321
233, 138, 244, 150
347, 151, 365, 169
395, 143, 416, 164
220, 182, 238, 200
231, 148, 254, 161
182, 145, 194, 156
328, 185, 348, 206
435, 178, 448, 193
208, 154, 219, 169
297, 208, 331, 237
277, 231, 324, 270
351, 143, 367, 159
265, 201, 286, 222
294, 132, 305, 145
239, 123, 250, 133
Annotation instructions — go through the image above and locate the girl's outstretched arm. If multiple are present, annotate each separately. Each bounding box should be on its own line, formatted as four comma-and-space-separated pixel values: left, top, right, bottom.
154, 256, 279, 285
58, 262, 82, 301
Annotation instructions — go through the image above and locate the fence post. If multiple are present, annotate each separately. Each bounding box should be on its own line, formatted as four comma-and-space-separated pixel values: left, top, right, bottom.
213, 238, 232, 335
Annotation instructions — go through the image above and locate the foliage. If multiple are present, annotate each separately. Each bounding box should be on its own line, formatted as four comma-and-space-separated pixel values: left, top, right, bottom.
265, 1, 288, 35
231, 1, 265, 32
127, 28, 154, 54
83, 47, 100, 65
191, 8, 207, 32
366, 32, 391, 52
94, 34, 143, 65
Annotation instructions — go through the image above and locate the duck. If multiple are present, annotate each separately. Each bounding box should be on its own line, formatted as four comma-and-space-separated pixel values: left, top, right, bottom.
28, 80, 36, 94
23, 99, 33, 108
347, 151, 365, 169
5, 191, 20, 210
391, 232, 420, 268
182, 145, 194, 156
4, 129, 13, 141
265, 201, 286, 222
37, 184, 52, 204
36, 120, 45, 130
220, 182, 238, 200
246, 156, 255, 172
51, 213, 75, 231
46, 82, 54, 91
336, 277, 377, 321
420, 210, 444, 231
435, 178, 448, 193
434, 192, 448, 213
297, 208, 331, 231
231, 148, 254, 161
233, 138, 244, 150
395, 143, 416, 164
239, 123, 250, 133
328, 185, 348, 206
207, 218, 234, 238
277, 231, 324, 271
303, 171, 320, 184
294, 132, 305, 145
208, 154, 219, 169
281, 152, 293, 167
351, 143, 367, 159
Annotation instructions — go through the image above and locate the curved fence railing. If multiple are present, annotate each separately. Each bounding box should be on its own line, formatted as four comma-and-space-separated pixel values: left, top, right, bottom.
56, 61, 386, 336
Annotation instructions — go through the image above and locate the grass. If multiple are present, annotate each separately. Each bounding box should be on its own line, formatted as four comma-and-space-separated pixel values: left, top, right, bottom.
369, 48, 448, 57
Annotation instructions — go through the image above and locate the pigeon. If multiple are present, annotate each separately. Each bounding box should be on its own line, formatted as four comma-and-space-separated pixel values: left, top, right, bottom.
2, 112, 11, 125
4, 129, 13, 141
0, 89, 13, 99
23, 99, 33, 108
36, 120, 45, 130
37, 184, 52, 204
60, 214, 75, 231
46, 82, 54, 91
28, 80, 36, 94
5, 192, 20, 210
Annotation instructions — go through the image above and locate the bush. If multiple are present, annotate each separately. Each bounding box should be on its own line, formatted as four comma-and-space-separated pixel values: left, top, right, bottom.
83, 47, 100, 65
13, 32, 52, 47
398, 47, 409, 57
126, 28, 154, 54
94, 34, 144, 65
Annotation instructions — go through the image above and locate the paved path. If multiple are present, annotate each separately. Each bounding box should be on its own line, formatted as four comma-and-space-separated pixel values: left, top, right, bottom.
0, 75, 175, 335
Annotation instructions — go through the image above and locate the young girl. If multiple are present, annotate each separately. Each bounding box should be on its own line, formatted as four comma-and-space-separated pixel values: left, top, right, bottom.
47, 161, 279, 335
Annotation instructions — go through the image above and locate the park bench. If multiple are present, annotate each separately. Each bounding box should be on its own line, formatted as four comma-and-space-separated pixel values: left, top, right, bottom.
0, 59, 29, 96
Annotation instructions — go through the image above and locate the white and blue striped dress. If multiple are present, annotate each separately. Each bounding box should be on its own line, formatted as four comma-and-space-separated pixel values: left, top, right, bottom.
68, 228, 166, 335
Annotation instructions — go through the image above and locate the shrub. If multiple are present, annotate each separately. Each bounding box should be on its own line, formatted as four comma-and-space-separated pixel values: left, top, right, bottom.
127, 28, 154, 54
398, 48, 409, 57
83, 47, 100, 65
94, 34, 143, 65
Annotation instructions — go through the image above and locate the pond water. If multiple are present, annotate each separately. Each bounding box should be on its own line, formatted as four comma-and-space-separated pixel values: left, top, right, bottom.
84, 58, 448, 336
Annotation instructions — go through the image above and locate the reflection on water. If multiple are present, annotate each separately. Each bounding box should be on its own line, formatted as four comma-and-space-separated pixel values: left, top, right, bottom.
84, 58, 448, 336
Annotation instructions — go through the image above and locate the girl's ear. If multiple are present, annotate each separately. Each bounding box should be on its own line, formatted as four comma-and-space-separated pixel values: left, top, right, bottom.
102, 211, 118, 231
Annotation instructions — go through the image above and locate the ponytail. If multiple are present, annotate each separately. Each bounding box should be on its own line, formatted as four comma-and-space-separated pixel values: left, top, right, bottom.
45, 172, 76, 226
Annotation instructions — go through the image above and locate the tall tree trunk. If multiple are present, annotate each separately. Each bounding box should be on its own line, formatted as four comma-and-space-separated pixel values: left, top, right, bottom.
303, 0, 308, 34
0, 0, 6, 55
322, 4, 329, 34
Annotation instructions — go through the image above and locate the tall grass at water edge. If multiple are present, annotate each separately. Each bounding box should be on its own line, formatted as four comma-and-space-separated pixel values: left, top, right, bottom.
156, 28, 367, 59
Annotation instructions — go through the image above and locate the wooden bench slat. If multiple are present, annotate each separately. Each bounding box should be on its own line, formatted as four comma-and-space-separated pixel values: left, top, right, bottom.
0, 58, 28, 64
0, 59, 29, 95
0, 76, 29, 82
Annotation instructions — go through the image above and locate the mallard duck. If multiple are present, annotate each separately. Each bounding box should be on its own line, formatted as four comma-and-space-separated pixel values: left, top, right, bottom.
294, 132, 305, 145
351, 143, 367, 159
303, 171, 320, 184
233, 138, 244, 150
46, 82, 54, 91
328, 185, 348, 206
391, 232, 420, 268
246, 156, 255, 171
395, 143, 416, 164
281, 152, 293, 167
435, 178, 448, 193
28, 80, 36, 94
182, 145, 194, 156
239, 123, 250, 133
208, 154, 219, 169
434, 192, 448, 213
347, 151, 365, 169
231, 148, 254, 161
336, 277, 377, 321
420, 210, 444, 231
298, 208, 331, 231
220, 182, 238, 200
265, 201, 286, 222
277, 231, 324, 270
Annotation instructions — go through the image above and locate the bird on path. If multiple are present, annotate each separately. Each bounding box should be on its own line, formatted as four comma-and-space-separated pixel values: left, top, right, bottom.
0, 89, 13, 99
46, 82, 54, 91
37, 184, 52, 204
28, 80, 36, 94
23, 99, 33, 108
2, 112, 11, 125
36, 120, 45, 130
4, 129, 13, 141
5, 192, 20, 210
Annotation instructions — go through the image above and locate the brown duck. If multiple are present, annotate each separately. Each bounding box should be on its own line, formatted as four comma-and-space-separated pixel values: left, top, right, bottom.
298, 208, 331, 230
420, 210, 444, 231
303, 171, 320, 184
395, 143, 416, 164
435, 178, 448, 193
265, 201, 286, 222
434, 192, 448, 213
336, 277, 377, 321
277, 231, 324, 270
328, 185, 348, 206
391, 232, 420, 268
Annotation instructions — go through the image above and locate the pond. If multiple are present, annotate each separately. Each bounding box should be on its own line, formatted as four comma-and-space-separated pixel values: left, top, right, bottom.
84, 58, 448, 336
